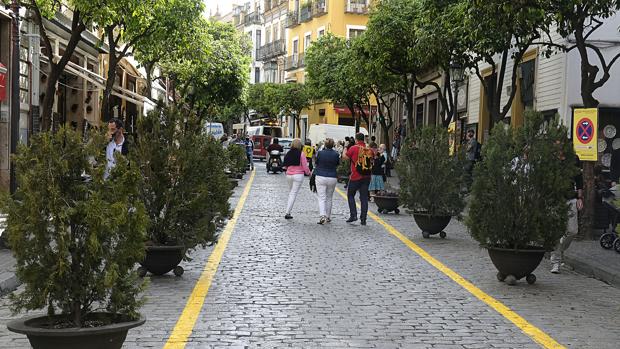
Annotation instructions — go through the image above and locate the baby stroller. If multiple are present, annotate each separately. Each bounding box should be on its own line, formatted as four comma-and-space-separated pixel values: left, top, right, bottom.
599, 199, 620, 253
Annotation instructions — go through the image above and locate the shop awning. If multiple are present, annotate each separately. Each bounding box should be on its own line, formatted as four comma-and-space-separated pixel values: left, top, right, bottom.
334, 105, 377, 116
41, 55, 145, 107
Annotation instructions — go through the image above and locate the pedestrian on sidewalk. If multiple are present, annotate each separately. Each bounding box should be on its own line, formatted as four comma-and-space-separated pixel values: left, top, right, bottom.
104, 118, 130, 180
303, 139, 315, 172
550, 155, 584, 274
369, 144, 385, 197
282, 139, 311, 220
343, 133, 373, 225
244, 136, 254, 170
314, 138, 340, 225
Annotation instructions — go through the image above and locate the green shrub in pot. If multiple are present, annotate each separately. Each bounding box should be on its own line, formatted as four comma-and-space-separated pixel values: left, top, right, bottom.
2, 127, 147, 332
227, 143, 248, 174
466, 111, 578, 250
134, 106, 230, 254
397, 126, 466, 218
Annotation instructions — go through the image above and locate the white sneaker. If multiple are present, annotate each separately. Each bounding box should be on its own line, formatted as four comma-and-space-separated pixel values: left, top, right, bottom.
550, 263, 560, 274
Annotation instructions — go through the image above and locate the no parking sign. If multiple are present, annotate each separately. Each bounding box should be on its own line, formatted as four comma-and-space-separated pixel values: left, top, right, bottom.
573, 108, 598, 161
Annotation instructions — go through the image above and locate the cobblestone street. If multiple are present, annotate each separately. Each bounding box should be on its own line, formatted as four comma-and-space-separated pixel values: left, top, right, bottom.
1, 165, 620, 348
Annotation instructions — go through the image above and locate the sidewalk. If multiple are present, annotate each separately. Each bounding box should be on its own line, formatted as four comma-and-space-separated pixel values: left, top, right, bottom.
0, 249, 17, 296
386, 172, 620, 288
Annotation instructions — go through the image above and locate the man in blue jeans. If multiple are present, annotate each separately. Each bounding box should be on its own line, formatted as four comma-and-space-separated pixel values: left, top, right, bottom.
343, 133, 371, 225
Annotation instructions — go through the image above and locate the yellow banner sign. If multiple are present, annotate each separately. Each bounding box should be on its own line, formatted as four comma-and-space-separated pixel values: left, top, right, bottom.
573, 108, 598, 161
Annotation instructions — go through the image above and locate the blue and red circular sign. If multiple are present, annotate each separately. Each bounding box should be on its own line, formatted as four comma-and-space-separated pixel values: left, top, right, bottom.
577, 118, 594, 144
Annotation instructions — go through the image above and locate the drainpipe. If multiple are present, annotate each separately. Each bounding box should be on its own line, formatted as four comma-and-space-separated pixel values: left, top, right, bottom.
9, 0, 20, 194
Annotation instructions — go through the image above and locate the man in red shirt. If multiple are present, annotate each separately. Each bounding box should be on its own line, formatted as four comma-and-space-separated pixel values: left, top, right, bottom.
343, 133, 371, 225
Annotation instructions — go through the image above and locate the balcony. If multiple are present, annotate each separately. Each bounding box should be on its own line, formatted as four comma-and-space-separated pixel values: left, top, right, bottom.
285, 11, 300, 28
242, 12, 262, 26
313, 0, 328, 17
257, 39, 287, 62
285, 53, 306, 71
300, 4, 313, 22
345, 1, 369, 14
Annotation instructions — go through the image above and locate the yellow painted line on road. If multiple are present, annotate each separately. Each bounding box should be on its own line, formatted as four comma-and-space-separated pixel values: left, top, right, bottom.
163, 170, 256, 349
335, 188, 565, 349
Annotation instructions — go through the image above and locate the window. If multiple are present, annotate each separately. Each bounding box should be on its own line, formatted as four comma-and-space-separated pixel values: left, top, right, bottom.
317, 26, 325, 38
304, 34, 311, 51
255, 29, 262, 48
273, 23, 279, 41
255, 67, 261, 83
265, 27, 271, 43
346, 26, 366, 40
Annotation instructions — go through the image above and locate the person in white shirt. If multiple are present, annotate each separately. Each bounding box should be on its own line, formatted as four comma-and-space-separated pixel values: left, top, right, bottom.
104, 118, 129, 179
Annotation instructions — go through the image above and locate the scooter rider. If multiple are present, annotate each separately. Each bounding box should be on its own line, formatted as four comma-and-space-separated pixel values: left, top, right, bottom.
267, 138, 284, 154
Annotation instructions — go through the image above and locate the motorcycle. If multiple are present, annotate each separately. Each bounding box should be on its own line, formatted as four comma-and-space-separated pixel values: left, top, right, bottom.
267, 150, 283, 174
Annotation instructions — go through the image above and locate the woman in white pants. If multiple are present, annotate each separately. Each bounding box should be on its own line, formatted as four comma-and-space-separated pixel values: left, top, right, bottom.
282, 139, 311, 219
314, 138, 341, 224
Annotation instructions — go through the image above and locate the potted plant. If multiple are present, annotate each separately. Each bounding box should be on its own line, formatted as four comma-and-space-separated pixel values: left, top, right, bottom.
466, 111, 578, 285
337, 158, 351, 184
3, 127, 147, 348
397, 126, 465, 238
373, 190, 400, 214
134, 106, 231, 277
227, 143, 248, 178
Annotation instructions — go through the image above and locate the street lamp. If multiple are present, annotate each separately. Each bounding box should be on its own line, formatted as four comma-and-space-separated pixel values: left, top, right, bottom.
449, 62, 465, 153
9, 0, 20, 194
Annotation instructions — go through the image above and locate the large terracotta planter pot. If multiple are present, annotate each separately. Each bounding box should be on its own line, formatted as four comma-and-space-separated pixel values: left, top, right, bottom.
373, 195, 400, 214
138, 245, 185, 277
7, 313, 145, 349
413, 213, 451, 239
486, 246, 546, 285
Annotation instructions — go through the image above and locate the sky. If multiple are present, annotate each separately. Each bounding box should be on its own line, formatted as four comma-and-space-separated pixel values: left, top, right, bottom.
204, 0, 241, 17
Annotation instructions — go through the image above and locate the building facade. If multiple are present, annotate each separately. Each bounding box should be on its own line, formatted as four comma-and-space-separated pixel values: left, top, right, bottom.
257, 0, 288, 84
285, 0, 372, 139
234, 2, 265, 84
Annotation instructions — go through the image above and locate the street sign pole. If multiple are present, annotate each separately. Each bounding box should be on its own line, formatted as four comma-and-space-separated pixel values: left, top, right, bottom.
9, 0, 20, 194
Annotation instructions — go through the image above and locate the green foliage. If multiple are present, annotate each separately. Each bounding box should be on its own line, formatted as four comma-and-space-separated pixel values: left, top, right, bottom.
305, 34, 371, 112
227, 144, 248, 174
337, 158, 351, 178
248, 83, 282, 119
397, 126, 465, 217
1, 128, 147, 326
133, 105, 230, 255
466, 111, 578, 250
161, 20, 251, 115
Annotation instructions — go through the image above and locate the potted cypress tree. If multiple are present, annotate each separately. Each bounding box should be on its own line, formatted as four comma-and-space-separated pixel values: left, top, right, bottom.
134, 106, 231, 277
466, 112, 578, 285
3, 127, 147, 349
397, 126, 465, 238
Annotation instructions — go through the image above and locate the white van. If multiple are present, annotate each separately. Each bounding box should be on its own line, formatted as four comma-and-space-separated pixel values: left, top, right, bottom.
247, 125, 283, 138
204, 122, 225, 139
307, 124, 369, 145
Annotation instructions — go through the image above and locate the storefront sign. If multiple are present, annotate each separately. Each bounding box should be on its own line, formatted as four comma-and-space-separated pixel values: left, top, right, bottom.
573, 108, 598, 161
0, 62, 7, 102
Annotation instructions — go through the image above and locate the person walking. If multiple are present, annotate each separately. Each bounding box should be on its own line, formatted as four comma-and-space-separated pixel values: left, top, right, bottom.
104, 118, 130, 180
303, 139, 315, 172
464, 129, 478, 184
343, 133, 373, 225
550, 157, 584, 274
368, 145, 385, 197
244, 136, 254, 170
314, 138, 340, 225
282, 139, 311, 220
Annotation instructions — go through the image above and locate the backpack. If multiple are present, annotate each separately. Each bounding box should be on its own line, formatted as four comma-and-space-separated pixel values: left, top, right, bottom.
355, 146, 374, 176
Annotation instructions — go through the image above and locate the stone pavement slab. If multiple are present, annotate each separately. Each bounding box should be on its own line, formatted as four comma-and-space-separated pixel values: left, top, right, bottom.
0, 249, 17, 297
564, 239, 620, 288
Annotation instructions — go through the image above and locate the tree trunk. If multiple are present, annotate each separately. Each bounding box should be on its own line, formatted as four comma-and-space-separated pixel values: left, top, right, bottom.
40, 66, 62, 131
405, 87, 414, 134
144, 61, 155, 101
101, 53, 119, 122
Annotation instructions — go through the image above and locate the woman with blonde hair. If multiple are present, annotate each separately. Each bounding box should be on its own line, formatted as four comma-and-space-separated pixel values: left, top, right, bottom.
282, 138, 311, 219
314, 138, 340, 224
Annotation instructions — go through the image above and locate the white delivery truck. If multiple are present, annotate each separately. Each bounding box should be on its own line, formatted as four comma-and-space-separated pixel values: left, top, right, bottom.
307, 124, 369, 145
204, 122, 225, 139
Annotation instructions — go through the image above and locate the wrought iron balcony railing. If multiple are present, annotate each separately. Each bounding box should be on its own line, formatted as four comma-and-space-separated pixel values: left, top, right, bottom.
257, 39, 287, 62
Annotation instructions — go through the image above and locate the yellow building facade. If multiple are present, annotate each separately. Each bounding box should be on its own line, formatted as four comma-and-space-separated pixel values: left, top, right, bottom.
284, 0, 373, 137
